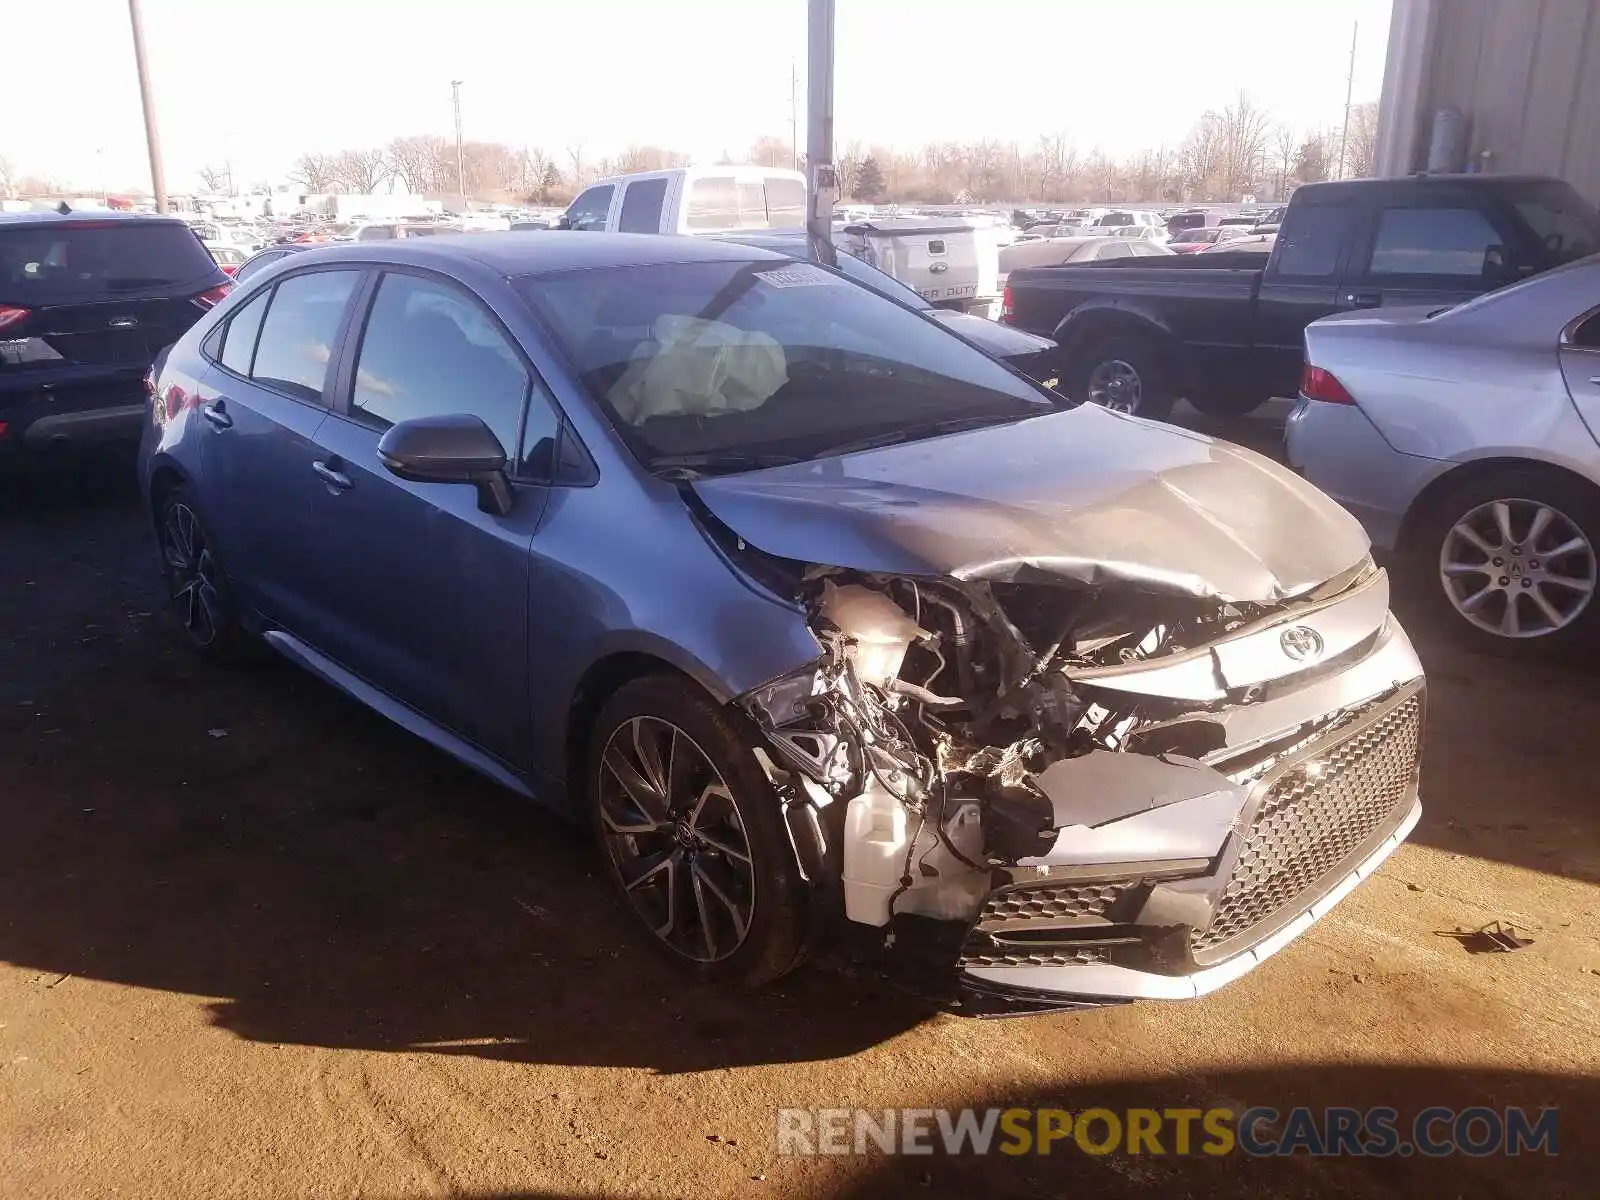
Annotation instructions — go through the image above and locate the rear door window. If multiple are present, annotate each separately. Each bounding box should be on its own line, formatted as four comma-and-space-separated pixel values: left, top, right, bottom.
565, 185, 614, 232
686, 176, 738, 230
1272, 204, 1358, 277
250, 270, 360, 403
219, 289, 270, 376
618, 179, 668, 233
0, 220, 218, 304
1365, 207, 1503, 278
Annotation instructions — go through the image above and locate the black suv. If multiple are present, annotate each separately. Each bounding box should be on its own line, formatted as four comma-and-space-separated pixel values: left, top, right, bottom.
1, 210, 231, 462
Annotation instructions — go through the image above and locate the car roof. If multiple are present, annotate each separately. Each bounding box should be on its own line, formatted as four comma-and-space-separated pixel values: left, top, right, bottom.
280, 231, 791, 276
0, 209, 189, 228
1290, 174, 1572, 202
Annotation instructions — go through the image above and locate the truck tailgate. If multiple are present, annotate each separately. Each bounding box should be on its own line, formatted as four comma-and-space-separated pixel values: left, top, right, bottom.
840, 223, 1001, 313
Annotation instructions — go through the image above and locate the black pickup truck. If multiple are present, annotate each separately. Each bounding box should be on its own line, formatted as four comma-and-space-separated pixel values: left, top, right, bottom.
1000, 175, 1600, 419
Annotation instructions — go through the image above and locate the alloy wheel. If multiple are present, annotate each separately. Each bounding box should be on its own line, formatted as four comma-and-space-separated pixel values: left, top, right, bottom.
597, 716, 756, 963
1087, 359, 1143, 414
160, 502, 224, 648
1439, 497, 1597, 639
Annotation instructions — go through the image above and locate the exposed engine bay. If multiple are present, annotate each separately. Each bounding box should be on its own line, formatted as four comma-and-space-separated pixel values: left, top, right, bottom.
735, 554, 1425, 1011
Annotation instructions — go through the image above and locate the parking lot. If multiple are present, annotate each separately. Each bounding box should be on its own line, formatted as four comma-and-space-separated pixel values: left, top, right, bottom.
2, 406, 1598, 1199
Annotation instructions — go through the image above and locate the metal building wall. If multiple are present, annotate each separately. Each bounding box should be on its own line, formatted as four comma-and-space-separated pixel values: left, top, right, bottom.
1378, 0, 1600, 198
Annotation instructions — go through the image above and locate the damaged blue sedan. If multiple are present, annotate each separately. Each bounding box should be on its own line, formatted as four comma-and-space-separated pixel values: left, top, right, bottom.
139, 233, 1424, 1013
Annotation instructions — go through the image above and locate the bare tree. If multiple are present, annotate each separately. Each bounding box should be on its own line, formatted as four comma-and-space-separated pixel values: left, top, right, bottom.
1180, 113, 1226, 199
1273, 125, 1298, 196
566, 143, 585, 186
328, 148, 390, 194
605, 145, 691, 175
1218, 92, 1272, 198
197, 164, 229, 193
745, 135, 791, 169
290, 153, 339, 192
0, 153, 13, 199
1294, 132, 1331, 183
1343, 102, 1380, 178
387, 135, 450, 193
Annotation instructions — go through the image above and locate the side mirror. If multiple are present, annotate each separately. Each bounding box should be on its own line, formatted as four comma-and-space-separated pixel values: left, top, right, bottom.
554, 214, 573, 231
1482, 244, 1516, 284
377, 414, 514, 515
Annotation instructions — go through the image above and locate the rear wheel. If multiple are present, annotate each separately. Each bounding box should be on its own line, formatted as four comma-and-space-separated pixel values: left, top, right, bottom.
585, 675, 808, 986
1410, 468, 1600, 656
155, 484, 247, 659
1066, 335, 1177, 420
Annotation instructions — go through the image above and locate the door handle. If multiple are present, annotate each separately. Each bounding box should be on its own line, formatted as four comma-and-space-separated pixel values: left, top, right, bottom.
1341, 292, 1382, 309
200, 402, 233, 430
1589, 377, 1600, 387
312, 460, 353, 491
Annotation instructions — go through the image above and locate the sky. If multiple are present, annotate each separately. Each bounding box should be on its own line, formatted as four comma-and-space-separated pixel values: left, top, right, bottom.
7, 0, 1394, 194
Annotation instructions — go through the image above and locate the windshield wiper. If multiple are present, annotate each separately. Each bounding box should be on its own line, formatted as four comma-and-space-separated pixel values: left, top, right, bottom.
805, 412, 1031, 458
646, 450, 806, 479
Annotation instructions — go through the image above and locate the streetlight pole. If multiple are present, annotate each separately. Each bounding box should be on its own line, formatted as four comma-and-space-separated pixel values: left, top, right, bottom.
451, 80, 467, 213
1337, 21, 1359, 179
126, 0, 169, 212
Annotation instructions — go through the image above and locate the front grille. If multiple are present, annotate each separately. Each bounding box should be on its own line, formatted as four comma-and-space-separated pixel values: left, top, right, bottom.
1192, 690, 1422, 961
962, 945, 1111, 968
975, 881, 1133, 932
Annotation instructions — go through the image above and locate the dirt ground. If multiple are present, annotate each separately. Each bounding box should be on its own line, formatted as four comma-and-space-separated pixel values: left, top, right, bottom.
3, 407, 1598, 1199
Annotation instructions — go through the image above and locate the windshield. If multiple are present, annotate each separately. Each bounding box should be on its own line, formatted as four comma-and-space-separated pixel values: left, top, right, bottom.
0, 220, 219, 304
518, 259, 1052, 472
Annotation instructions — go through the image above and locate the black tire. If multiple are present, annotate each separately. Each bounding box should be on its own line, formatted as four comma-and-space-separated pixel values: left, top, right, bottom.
585, 674, 809, 987
1186, 391, 1268, 418
1064, 335, 1177, 421
154, 483, 249, 660
1407, 467, 1600, 657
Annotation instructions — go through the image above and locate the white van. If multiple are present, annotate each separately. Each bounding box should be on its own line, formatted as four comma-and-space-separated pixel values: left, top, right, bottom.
559, 165, 807, 235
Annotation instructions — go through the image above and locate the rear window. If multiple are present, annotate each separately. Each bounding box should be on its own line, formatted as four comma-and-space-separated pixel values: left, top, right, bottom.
687, 177, 739, 230
1511, 185, 1600, 265
0, 220, 218, 304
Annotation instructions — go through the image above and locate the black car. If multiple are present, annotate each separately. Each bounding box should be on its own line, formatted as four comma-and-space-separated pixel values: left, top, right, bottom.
1, 210, 231, 461
714, 231, 1059, 384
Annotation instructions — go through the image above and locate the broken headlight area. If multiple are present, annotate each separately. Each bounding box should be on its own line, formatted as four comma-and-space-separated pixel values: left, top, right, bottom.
736, 561, 1422, 1007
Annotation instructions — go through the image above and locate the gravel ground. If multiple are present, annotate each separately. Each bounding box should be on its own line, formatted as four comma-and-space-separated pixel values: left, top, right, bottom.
2, 415, 1598, 1199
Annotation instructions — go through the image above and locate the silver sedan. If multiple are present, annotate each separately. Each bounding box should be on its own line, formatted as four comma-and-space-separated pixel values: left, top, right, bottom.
1287, 256, 1600, 655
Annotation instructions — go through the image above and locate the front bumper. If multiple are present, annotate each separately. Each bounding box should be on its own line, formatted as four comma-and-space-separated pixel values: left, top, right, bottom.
955, 656, 1426, 1006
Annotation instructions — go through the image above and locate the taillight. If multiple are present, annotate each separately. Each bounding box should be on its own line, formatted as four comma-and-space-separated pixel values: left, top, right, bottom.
192, 284, 233, 310
999, 285, 1014, 322
0, 305, 29, 333
221, 264, 239, 277
143, 368, 159, 399
1301, 363, 1356, 405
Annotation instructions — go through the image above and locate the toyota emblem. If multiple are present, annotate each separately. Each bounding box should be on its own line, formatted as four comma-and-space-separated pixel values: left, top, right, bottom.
928, 261, 949, 274
1279, 626, 1325, 663
108, 315, 139, 329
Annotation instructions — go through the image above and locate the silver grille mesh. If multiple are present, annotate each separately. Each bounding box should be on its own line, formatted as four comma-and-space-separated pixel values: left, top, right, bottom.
1193, 693, 1422, 958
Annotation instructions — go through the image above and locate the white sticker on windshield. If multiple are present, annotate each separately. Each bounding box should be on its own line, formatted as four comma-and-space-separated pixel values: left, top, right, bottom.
755, 264, 840, 288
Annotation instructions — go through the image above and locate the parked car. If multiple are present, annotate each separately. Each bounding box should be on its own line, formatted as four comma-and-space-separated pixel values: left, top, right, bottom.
233, 243, 317, 283
1000, 175, 1600, 419
1, 210, 231, 462
1288, 255, 1600, 656
138, 232, 1424, 1013
1000, 234, 1173, 274
1168, 226, 1252, 254
715, 230, 1058, 382
206, 243, 249, 276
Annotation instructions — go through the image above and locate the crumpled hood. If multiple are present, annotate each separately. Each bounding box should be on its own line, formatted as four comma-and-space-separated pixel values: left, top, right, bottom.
691, 404, 1370, 603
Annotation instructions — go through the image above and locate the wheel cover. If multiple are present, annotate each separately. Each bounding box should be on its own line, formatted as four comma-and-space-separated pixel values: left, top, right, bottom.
1439, 497, 1597, 639
1087, 358, 1142, 414
160, 502, 223, 648
597, 716, 756, 963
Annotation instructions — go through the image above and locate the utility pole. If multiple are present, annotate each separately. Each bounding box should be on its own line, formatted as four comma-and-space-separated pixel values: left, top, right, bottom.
451, 80, 467, 213
789, 59, 799, 172
126, 0, 169, 212
806, 0, 838, 265
1336, 20, 1358, 179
